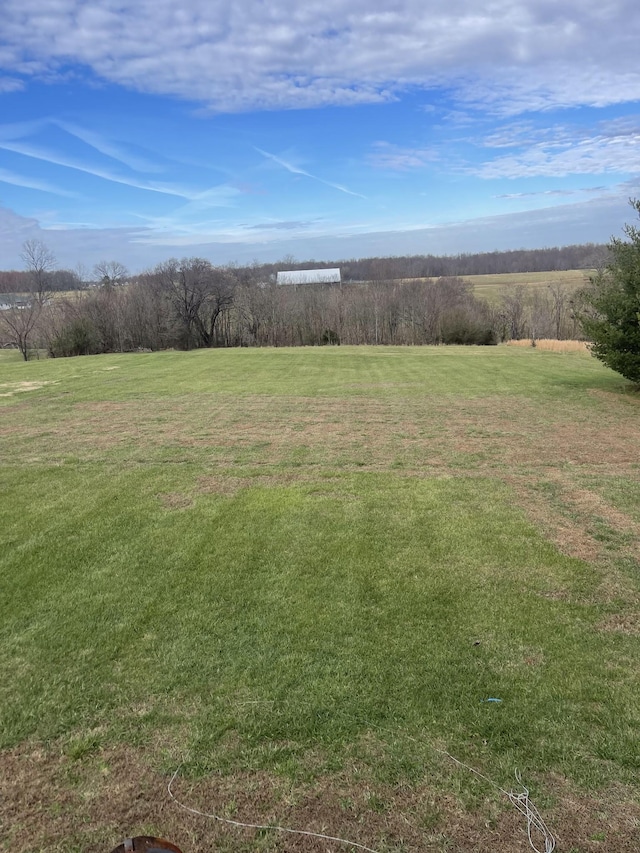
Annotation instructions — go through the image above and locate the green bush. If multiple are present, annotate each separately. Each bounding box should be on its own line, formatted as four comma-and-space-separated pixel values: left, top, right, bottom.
49, 318, 101, 358
440, 309, 497, 345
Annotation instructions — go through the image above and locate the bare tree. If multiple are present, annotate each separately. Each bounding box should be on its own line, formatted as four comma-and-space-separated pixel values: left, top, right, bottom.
94, 260, 129, 288
21, 239, 56, 305
153, 258, 236, 349
121, 277, 172, 350
0, 297, 42, 360
0, 240, 56, 359
548, 283, 569, 340
500, 286, 527, 340
527, 290, 552, 345
193, 266, 236, 347
155, 258, 202, 349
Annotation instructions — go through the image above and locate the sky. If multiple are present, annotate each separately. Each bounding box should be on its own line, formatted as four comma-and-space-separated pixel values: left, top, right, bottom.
0, 0, 639, 272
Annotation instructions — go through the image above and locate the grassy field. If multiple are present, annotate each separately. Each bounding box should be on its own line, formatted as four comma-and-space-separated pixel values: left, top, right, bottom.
462, 270, 592, 302
388, 269, 591, 301
1, 346, 639, 853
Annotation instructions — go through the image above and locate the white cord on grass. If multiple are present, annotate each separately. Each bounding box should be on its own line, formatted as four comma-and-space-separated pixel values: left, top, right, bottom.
510, 771, 556, 853
167, 768, 382, 853
372, 723, 556, 853
168, 728, 556, 853
432, 754, 556, 853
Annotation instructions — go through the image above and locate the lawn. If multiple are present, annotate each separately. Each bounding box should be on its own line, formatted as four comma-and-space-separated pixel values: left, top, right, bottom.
1, 346, 639, 853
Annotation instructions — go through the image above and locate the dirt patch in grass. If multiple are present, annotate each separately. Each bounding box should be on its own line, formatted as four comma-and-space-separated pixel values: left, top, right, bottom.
563, 488, 640, 538
0, 380, 58, 397
2, 742, 639, 853
505, 475, 602, 563
589, 388, 640, 407
505, 469, 640, 610
506, 465, 640, 556
159, 493, 195, 510
3, 391, 639, 586
4, 391, 640, 474
596, 612, 640, 636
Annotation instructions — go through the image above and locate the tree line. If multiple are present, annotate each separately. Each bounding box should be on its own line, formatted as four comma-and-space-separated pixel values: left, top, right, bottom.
1, 243, 589, 359
264, 243, 608, 282
0, 242, 606, 296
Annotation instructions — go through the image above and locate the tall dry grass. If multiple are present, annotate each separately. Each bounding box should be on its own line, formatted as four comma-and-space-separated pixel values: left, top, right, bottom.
506, 339, 589, 352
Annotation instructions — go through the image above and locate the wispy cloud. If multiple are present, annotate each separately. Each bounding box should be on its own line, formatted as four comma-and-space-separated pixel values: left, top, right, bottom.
475, 133, 640, 179
245, 219, 316, 231
0, 139, 197, 198
255, 147, 366, 198
54, 121, 164, 173
0, 167, 78, 197
481, 123, 550, 149
469, 116, 640, 180
368, 141, 439, 171
147, 186, 244, 235
0, 118, 235, 204
494, 187, 606, 199
0, 119, 51, 142
0, 77, 24, 93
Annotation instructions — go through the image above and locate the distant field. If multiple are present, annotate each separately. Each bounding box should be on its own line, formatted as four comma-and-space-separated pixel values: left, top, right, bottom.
462, 269, 592, 301
0, 288, 86, 304
1, 269, 592, 305
380, 268, 592, 301
1, 346, 639, 853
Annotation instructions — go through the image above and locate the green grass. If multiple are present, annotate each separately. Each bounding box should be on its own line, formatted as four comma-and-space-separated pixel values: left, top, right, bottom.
1, 345, 639, 851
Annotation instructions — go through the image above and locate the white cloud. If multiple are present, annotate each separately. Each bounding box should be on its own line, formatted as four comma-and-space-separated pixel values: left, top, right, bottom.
54, 121, 165, 173
0, 76, 24, 92
474, 119, 640, 179
494, 187, 606, 199
486, 136, 640, 178
0, 138, 202, 198
1, 1, 639, 113
0, 167, 78, 196
368, 142, 439, 170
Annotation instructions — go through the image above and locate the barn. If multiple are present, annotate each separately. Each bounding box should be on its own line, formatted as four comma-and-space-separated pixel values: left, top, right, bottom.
276, 268, 341, 286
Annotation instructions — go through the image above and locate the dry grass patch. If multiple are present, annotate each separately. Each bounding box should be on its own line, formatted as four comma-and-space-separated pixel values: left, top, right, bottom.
506, 476, 601, 563
596, 612, 640, 636
506, 339, 589, 352
3, 385, 640, 473
0, 379, 58, 397
505, 469, 640, 607
563, 488, 640, 537
159, 493, 195, 510
2, 742, 639, 853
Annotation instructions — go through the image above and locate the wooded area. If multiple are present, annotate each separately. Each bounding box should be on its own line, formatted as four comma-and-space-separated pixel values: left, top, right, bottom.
0, 243, 601, 358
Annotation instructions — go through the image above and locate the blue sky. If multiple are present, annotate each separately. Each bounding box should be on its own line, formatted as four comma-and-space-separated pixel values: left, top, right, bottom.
1, 0, 639, 271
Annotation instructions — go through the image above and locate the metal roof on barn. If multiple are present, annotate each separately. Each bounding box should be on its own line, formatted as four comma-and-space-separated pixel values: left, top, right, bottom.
277, 268, 341, 285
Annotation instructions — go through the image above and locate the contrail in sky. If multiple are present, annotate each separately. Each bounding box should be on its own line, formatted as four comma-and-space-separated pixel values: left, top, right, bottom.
255, 147, 366, 199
